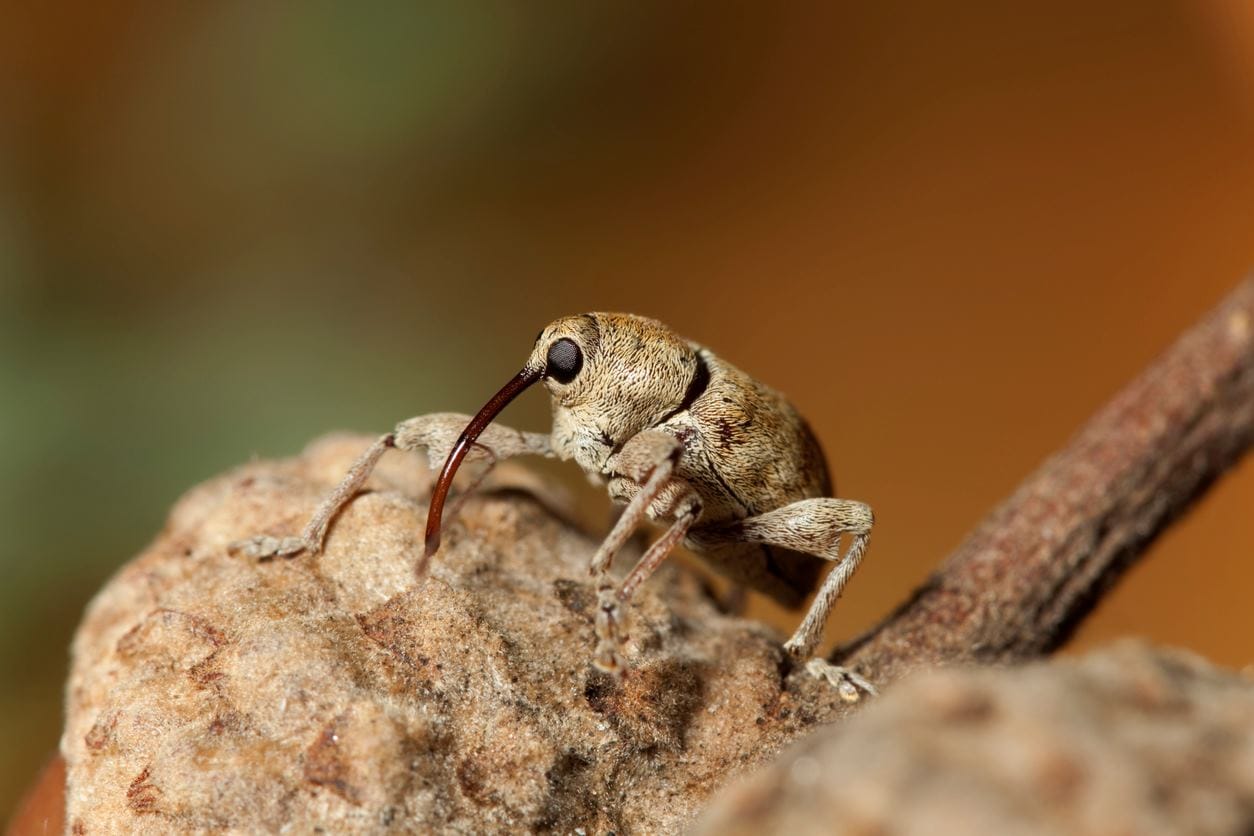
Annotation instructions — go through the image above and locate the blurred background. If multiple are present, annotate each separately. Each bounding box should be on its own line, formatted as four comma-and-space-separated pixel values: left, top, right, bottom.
3, 1, 1254, 821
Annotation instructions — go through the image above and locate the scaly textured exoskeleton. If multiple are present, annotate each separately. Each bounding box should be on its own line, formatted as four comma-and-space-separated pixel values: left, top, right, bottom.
237, 313, 876, 700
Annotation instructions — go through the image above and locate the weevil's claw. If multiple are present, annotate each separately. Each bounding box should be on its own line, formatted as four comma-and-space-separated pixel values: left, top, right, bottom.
803, 657, 878, 703
228, 534, 313, 561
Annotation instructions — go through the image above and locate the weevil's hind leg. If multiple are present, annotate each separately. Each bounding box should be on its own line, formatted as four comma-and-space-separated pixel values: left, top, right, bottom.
232, 413, 552, 560
774, 501, 874, 661
700, 498, 875, 701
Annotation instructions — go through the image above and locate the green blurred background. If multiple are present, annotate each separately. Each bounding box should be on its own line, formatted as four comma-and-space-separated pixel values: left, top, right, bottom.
4, 1, 1254, 819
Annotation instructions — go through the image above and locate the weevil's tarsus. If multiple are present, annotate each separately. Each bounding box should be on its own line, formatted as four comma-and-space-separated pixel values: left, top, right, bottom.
425, 367, 542, 560
230, 534, 306, 560
805, 658, 878, 702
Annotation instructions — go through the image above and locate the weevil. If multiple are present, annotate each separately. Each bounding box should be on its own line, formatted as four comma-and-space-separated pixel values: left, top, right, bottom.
238, 313, 876, 700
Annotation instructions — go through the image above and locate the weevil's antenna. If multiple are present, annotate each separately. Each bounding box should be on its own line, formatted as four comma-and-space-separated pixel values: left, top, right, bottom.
421, 366, 543, 571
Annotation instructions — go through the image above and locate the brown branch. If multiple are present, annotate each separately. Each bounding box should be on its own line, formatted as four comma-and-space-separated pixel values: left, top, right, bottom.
839, 277, 1254, 684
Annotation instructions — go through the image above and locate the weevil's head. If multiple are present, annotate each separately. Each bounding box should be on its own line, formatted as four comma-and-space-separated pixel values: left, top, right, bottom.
527, 313, 700, 447
424, 312, 700, 561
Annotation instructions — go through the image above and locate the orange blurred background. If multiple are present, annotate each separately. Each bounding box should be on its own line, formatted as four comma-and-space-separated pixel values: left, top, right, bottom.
3, 2, 1253, 820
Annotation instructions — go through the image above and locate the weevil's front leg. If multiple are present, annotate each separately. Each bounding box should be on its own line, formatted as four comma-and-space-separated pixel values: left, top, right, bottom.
587, 431, 683, 575
695, 498, 875, 701
588, 430, 693, 675
236, 432, 398, 559
233, 413, 552, 559
594, 493, 701, 675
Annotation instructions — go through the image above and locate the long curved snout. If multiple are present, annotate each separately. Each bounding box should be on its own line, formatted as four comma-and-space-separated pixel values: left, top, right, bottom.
422, 366, 542, 569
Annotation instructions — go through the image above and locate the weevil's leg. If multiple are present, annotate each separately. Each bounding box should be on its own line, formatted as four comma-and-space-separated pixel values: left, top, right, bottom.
605, 505, 650, 555
774, 501, 874, 661
392, 412, 554, 473
233, 432, 398, 559
233, 413, 552, 559
696, 498, 876, 702
587, 431, 683, 576
587, 431, 684, 674
595, 494, 701, 674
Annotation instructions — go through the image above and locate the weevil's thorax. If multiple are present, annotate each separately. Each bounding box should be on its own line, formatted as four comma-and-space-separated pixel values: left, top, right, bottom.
530, 313, 699, 475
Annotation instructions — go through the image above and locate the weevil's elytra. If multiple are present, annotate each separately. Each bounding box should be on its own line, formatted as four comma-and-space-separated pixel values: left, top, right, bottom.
238, 312, 876, 701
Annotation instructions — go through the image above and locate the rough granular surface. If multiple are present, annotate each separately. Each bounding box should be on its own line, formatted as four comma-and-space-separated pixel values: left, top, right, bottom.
695, 642, 1254, 836
62, 435, 850, 834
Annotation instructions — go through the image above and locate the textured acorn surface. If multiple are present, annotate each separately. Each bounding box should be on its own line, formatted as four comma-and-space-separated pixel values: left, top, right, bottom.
61, 435, 850, 835
696, 641, 1254, 836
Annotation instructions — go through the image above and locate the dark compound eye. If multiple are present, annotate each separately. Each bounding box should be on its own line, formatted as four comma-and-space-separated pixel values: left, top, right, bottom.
546, 338, 583, 383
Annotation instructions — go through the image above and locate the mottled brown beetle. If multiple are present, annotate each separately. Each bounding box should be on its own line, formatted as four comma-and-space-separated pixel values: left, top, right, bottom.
239, 313, 876, 700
